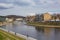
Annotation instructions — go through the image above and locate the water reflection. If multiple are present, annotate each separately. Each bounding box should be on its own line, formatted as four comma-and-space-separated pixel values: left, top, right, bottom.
35, 26, 44, 32
55, 28, 60, 40
44, 28, 55, 40
1, 22, 60, 40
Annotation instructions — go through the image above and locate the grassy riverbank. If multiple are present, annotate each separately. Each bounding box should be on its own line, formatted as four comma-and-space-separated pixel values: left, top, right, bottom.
0, 29, 25, 40
27, 22, 60, 27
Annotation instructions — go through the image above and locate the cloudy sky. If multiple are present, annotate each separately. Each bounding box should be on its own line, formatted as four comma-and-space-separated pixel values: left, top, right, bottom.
0, 0, 60, 16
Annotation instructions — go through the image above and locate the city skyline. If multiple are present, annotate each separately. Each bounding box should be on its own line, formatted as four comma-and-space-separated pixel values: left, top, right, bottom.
0, 0, 60, 16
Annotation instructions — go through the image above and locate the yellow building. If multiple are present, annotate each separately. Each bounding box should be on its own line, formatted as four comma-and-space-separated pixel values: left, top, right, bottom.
43, 12, 52, 21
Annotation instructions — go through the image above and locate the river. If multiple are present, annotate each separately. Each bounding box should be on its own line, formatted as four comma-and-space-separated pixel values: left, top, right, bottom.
0, 21, 60, 40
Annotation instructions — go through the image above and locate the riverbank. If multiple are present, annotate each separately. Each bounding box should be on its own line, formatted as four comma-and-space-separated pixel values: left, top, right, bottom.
0, 28, 37, 40
0, 22, 14, 26
0, 29, 25, 40
27, 22, 60, 28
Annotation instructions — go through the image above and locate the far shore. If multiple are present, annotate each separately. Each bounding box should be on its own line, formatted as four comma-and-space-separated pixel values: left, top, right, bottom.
28, 24, 60, 28
27, 22, 60, 28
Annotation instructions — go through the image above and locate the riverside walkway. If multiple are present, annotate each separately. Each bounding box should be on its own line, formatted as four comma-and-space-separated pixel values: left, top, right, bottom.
0, 29, 25, 40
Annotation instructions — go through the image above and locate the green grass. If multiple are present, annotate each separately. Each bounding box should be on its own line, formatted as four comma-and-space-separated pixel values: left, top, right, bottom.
0, 29, 25, 40
0, 33, 5, 40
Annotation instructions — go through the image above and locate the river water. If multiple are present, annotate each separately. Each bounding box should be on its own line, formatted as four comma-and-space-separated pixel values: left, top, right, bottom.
0, 21, 60, 40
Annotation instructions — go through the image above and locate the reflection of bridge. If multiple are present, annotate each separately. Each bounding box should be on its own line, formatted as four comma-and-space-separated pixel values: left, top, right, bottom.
13, 20, 26, 25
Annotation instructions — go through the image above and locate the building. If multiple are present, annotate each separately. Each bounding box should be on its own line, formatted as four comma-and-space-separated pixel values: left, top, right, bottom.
51, 14, 60, 21
35, 12, 52, 22
35, 14, 43, 22
43, 12, 52, 21
26, 12, 52, 22
26, 15, 36, 22
26, 12, 60, 22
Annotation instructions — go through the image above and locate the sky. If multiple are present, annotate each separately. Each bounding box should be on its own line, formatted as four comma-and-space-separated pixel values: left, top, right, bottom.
0, 0, 60, 16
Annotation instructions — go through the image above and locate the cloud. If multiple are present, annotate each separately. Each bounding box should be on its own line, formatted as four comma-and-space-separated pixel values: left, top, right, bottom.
0, 0, 59, 7
14, 0, 36, 6
36, 0, 54, 5
0, 0, 14, 3
0, 3, 14, 9
0, 0, 59, 10
0, 0, 60, 7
